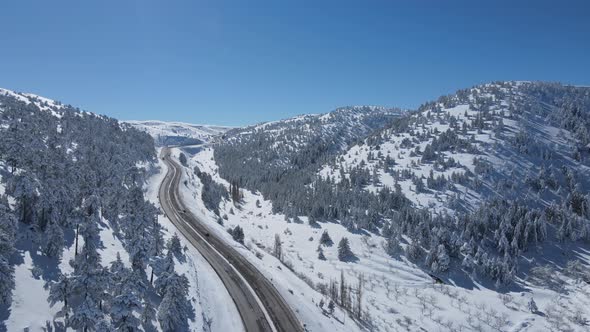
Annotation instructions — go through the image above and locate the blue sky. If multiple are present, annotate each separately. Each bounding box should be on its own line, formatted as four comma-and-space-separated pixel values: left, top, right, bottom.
0, 1, 588, 126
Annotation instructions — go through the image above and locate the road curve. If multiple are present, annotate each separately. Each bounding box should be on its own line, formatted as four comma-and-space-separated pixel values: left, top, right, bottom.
158, 147, 304, 332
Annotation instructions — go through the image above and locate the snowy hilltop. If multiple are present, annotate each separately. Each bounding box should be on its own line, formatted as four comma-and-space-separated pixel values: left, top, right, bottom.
125, 120, 232, 146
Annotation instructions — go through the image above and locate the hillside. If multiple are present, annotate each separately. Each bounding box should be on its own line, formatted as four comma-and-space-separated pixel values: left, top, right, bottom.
214, 106, 405, 217
175, 81, 590, 331
2, 82, 589, 332
0, 89, 204, 331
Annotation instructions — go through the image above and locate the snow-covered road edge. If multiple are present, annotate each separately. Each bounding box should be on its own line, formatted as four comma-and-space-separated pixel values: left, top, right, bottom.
144, 148, 244, 332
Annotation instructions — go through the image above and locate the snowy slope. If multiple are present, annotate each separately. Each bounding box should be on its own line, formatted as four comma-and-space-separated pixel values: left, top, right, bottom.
182, 83, 590, 331
0, 88, 65, 115
171, 146, 364, 332
320, 81, 590, 214
125, 120, 232, 146
0, 88, 196, 332
179, 144, 590, 332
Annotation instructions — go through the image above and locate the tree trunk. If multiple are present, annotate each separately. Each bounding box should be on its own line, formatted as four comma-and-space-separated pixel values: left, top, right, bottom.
75, 224, 79, 256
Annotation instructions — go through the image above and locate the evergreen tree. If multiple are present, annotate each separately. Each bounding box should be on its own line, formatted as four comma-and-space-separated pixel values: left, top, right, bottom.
178, 152, 188, 167
273, 234, 283, 261
528, 297, 538, 313
231, 226, 245, 244
68, 296, 105, 332
157, 273, 192, 331
337, 237, 355, 262
319, 230, 333, 246
110, 271, 142, 331
167, 233, 184, 259
42, 218, 64, 258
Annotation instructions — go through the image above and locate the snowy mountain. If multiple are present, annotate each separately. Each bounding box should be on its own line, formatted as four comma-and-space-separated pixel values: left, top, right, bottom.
2, 82, 590, 332
176, 81, 590, 331
125, 120, 232, 146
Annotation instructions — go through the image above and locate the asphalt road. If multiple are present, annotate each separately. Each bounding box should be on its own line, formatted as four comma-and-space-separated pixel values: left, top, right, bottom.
158, 147, 304, 332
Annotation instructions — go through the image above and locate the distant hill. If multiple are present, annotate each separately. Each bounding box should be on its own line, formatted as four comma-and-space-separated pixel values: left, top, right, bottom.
125, 120, 232, 146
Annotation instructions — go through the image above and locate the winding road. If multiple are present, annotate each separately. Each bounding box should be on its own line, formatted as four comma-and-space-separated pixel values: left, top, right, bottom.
158, 147, 303, 332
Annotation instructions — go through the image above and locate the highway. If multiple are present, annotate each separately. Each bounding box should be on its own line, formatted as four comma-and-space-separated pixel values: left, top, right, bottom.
158, 147, 304, 332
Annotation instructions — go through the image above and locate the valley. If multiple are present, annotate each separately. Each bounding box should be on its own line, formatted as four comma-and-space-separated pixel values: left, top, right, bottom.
1, 81, 589, 332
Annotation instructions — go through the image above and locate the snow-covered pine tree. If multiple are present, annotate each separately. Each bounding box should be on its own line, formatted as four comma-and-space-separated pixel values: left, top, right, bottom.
69, 296, 107, 332
319, 230, 333, 246
48, 273, 73, 320
157, 273, 192, 331
167, 233, 183, 259
110, 271, 143, 331
337, 237, 355, 262
42, 218, 64, 258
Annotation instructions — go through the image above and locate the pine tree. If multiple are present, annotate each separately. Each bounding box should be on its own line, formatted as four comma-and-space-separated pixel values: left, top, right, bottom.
319, 230, 333, 246
68, 296, 105, 332
167, 233, 183, 258
42, 218, 64, 258
157, 273, 192, 331
110, 271, 142, 331
48, 273, 72, 320
435, 244, 450, 272
178, 152, 188, 167
232, 226, 244, 244
528, 297, 538, 313
68, 216, 111, 321
339, 271, 347, 307
337, 237, 355, 262
327, 300, 335, 314
154, 251, 176, 296
273, 234, 283, 261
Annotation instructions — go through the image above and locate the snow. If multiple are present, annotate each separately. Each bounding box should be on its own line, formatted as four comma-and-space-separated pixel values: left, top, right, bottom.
125, 120, 232, 146
171, 142, 590, 332
170, 146, 362, 331
4, 216, 130, 330
143, 149, 245, 332
0, 88, 64, 118
6, 251, 60, 331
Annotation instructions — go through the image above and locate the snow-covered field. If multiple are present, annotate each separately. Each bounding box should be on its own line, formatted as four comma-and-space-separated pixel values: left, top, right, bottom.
169, 145, 590, 332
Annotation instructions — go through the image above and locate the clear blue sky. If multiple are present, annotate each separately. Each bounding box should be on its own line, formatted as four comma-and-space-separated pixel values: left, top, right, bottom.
0, 1, 588, 126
